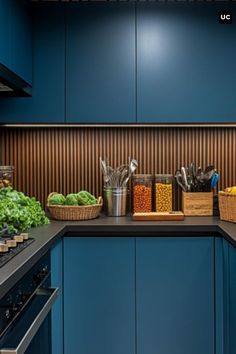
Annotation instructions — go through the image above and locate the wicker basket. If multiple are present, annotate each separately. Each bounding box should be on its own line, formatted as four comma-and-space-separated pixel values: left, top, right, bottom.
219, 191, 236, 223
47, 192, 103, 221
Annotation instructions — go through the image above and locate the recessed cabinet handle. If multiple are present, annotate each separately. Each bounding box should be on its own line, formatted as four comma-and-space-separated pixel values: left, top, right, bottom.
0, 287, 59, 354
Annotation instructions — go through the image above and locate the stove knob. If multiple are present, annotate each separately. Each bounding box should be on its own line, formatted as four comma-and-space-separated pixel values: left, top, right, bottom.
17, 300, 23, 308
5, 309, 11, 320
11, 304, 19, 314
33, 273, 42, 285
21, 293, 29, 302
41, 266, 48, 277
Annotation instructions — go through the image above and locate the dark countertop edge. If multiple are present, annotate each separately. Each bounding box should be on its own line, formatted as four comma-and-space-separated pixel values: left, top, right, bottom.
217, 224, 236, 247
1, 217, 236, 298
64, 224, 236, 246
63, 224, 221, 237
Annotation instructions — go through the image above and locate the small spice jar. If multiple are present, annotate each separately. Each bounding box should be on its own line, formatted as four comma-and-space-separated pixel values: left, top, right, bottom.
132, 174, 153, 213
0, 166, 14, 188
155, 174, 173, 212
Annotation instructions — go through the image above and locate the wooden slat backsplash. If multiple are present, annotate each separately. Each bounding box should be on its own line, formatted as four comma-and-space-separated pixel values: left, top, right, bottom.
0, 127, 235, 210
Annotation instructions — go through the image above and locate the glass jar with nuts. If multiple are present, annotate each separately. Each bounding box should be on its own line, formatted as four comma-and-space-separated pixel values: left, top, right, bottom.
132, 174, 153, 213
0, 166, 14, 189
155, 174, 173, 212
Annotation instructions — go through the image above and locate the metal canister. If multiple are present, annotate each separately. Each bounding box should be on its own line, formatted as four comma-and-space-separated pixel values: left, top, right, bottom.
104, 187, 127, 217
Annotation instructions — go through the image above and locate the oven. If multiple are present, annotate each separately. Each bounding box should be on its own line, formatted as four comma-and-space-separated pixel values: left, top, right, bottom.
0, 252, 58, 354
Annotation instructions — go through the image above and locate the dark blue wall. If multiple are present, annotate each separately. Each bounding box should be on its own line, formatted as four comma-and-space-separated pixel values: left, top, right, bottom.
0, 2, 236, 123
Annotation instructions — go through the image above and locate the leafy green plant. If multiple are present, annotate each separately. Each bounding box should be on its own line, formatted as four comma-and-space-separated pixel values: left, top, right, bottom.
77, 191, 96, 205
0, 187, 49, 234
47, 193, 65, 205
65, 194, 78, 206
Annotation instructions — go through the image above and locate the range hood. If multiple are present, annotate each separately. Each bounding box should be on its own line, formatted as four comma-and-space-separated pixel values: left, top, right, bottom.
0, 64, 32, 97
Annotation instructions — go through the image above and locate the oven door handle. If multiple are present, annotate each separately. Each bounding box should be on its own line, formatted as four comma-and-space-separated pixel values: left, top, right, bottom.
0, 287, 59, 354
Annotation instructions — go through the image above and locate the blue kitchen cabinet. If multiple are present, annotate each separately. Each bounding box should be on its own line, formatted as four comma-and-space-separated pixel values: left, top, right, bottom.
215, 237, 230, 354
0, 0, 32, 84
63, 237, 135, 354
66, 3, 136, 123
215, 237, 236, 354
136, 237, 214, 354
137, 2, 236, 123
51, 240, 63, 354
0, 3, 65, 123
0, 0, 11, 69
10, 0, 32, 84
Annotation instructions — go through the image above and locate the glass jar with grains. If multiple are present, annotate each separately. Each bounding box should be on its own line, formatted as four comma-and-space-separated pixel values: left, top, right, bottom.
155, 174, 173, 212
132, 174, 153, 213
0, 166, 14, 188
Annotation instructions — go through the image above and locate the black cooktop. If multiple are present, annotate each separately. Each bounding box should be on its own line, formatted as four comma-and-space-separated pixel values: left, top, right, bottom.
0, 238, 35, 268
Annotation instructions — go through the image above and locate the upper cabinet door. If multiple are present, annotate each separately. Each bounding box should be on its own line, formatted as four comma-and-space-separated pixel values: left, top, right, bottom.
10, 0, 32, 84
0, 0, 32, 84
66, 3, 136, 123
0, 0, 11, 68
137, 3, 236, 123
0, 3, 65, 123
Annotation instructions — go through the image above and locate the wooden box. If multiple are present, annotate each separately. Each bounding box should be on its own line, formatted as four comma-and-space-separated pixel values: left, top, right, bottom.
182, 191, 213, 216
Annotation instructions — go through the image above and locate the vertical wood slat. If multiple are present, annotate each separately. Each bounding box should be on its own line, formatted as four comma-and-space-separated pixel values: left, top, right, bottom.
0, 127, 235, 210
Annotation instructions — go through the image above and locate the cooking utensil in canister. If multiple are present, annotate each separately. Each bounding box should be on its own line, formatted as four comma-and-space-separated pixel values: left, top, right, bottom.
176, 164, 218, 192
211, 172, 219, 189
101, 157, 138, 188
181, 167, 190, 191
175, 170, 188, 192
122, 159, 138, 187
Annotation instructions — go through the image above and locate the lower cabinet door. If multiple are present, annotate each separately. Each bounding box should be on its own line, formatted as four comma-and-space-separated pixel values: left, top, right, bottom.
215, 237, 229, 354
215, 237, 236, 354
63, 237, 135, 354
136, 237, 214, 354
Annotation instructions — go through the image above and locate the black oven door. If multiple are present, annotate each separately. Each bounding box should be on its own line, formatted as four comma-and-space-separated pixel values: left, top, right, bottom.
0, 287, 58, 354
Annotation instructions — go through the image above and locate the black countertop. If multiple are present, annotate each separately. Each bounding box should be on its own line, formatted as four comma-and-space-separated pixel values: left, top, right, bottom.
1, 215, 236, 298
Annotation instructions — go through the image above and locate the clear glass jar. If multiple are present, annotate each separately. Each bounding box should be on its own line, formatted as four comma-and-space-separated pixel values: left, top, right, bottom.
155, 174, 173, 212
132, 174, 153, 213
0, 166, 14, 188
